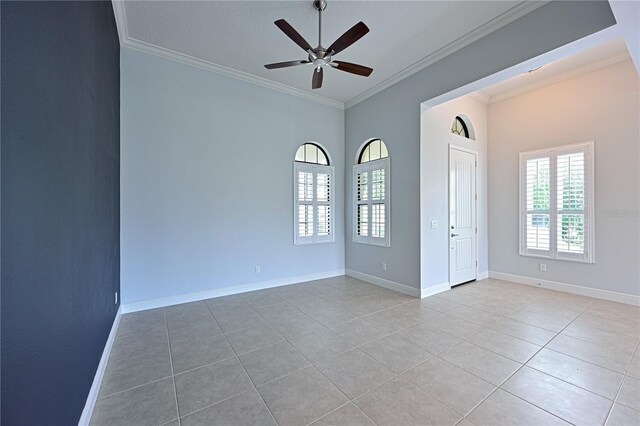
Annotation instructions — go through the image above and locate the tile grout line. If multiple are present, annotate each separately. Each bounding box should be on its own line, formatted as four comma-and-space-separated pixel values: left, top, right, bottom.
241, 288, 410, 426
248, 297, 362, 425
162, 309, 182, 426
481, 300, 612, 425
418, 288, 594, 423
112, 279, 637, 426
602, 341, 640, 424
202, 299, 280, 426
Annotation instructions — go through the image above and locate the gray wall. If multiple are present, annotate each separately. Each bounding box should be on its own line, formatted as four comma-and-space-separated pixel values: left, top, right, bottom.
488, 60, 640, 295
1, 1, 120, 424
121, 48, 345, 305
345, 1, 616, 290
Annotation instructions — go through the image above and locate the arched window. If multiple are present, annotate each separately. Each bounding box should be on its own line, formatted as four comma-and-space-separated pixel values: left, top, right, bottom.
358, 138, 389, 164
353, 139, 390, 247
295, 143, 329, 165
451, 116, 469, 138
294, 143, 334, 245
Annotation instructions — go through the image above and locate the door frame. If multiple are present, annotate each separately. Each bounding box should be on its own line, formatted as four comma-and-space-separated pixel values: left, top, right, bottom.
448, 144, 479, 286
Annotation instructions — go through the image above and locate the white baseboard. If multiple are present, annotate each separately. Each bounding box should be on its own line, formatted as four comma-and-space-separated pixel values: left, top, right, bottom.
346, 269, 421, 298
122, 269, 346, 313
489, 271, 640, 306
78, 306, 122, 426
477, 271, 489, 280
420, 281, 451, 298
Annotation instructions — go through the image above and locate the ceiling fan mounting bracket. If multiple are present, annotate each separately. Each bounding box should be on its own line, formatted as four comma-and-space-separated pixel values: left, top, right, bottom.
313, 0, 327, 12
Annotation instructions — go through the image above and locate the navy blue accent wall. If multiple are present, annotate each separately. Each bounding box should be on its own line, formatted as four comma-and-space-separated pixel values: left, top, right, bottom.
1, 1, 120, 424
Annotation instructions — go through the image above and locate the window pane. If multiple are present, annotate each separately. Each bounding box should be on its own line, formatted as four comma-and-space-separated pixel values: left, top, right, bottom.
361, 146, 370, 163
295, 146, 305, 162
298, 204, 314, 236
526, 157, 550, 211
557, 213, 584, 254
317, 173, 330, 202
318, 150, 328, 165
298, 171, 313, 202
370, 140, 381, 161
357, 172, 368, 201
318, 205, 331, 236
381, 142, 388, 158
305, 144, 318, 164
526, 213, 550, 250
371, 204, 385, 238
357, 204, 369, 236
557, 152, 585, 211
372, 168, 385, 201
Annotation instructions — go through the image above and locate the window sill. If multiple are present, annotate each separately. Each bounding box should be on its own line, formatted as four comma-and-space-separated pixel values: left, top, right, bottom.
519, 252, 594, 264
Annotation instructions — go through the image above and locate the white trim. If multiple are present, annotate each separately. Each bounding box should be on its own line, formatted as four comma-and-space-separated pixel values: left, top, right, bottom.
78, 306, 122, 426
480, 53, 630, 104
519, 141, 595, 263
449, 145, 479, 285
121, 269, 345, 313
344, 1, 547, 109
488, 271, 640, 306
293, 163, 335, 245
111, 1, 545, 111
477, 271, 489, 280
420, 282, 451, 299
352, 157, 391, 247
111, 1, 343, 110
346, 269, 420, 298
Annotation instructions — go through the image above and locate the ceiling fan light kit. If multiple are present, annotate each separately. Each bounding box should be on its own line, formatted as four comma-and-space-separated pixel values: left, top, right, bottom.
264, 0, 373, 89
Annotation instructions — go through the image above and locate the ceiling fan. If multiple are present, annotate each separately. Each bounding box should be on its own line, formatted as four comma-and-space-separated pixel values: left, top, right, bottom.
264, 0, 373, 90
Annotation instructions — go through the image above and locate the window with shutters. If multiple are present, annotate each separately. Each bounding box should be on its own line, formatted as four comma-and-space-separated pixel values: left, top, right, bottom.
294, 143, 334, 245
353, 139, 390, 247
519, 142, 594, 263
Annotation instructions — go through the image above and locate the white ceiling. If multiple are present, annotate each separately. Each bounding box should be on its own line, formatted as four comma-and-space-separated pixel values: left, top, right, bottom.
119, 1, 541, 105
475, 38, 631, 102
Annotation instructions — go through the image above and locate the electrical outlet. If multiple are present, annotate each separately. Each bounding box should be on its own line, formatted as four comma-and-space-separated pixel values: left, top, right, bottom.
539, 263, 547, 272
382, 262, 387, 271
255, 265, 261, 273
431, 220, 438, 229
115, 291, 118, 305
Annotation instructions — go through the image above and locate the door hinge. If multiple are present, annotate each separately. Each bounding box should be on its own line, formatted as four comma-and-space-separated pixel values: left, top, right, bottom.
476, 260, 478, 267
475, 194, 478, 201
475, 160, 477, 167
475, 227, 478, 234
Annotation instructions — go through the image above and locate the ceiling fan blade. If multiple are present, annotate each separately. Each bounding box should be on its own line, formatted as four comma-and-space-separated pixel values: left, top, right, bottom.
327, 21, 369, 56
274, 19, 313, 52
312, 67, 323, 89
264, 60, 310, 69
331, 61, 373, 77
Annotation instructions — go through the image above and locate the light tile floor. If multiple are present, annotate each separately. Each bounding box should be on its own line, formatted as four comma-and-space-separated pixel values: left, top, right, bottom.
91, 276, 640, 426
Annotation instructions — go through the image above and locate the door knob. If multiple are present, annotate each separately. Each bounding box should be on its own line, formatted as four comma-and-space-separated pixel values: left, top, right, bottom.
451, 233, 459, 237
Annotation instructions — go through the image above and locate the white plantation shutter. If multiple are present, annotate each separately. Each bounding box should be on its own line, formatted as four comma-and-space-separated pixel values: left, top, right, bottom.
294, 163, 334, 244
353, 158, 390, 246
520, 142, 594, 263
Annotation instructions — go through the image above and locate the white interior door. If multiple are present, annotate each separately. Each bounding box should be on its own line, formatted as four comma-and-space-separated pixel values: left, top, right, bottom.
449, 147, 477, 286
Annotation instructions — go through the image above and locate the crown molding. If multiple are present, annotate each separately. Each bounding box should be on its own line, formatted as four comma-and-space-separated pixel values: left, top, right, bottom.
111, 1, 546, 112
343, 1, 548, 109
111, 1, 344, 110
486, 53, 631, 104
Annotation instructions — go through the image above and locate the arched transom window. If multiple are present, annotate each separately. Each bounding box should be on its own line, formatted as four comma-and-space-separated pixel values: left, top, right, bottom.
293, 143, 334, 245
353, 139, 390, 247
295, 143, 329, 165
451, 116, 470, 139
358, 138, 389, 164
